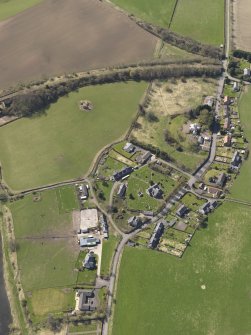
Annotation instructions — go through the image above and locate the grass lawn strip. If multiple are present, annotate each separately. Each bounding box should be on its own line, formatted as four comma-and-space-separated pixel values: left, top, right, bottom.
0, 0, 42, 21
101, 235, 120, 278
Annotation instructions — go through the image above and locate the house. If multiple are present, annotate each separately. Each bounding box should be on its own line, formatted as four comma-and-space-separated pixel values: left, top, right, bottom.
136, 151, 152, 165
83, 252, 96, 270
128, 216, 142, 228
223, 135, 231, 147
207, 187, 222, 198
79, 237, 100, 248
231, 151, 241, 168
117, 183, 127, 198
148, 222, 164, 249
223, 117, 230, 130
233, 82, 239, 92
198, 136, 204, 145
176, 204, 188, 218
77, 290, 97, 312
199, 202, 211, 215
146, 184, 163, 199
243, 68, 251, 77
123, 142, 135, 153
223, 96, 231, 105
112, 166, 134, 181
80, 209, 99, 232
143, 211, 154, 217
216, 173, 226, 188
210, 200, 218, 210
99, 214, 108, 239
203, 96, 214, 108
79, 184, 89, 200
189, 123, 200, 134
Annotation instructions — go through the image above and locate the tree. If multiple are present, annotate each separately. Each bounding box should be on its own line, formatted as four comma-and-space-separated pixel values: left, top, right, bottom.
146, 111, 159, 122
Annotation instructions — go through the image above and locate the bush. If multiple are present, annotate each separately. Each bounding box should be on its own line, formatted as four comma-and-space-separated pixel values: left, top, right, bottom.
146, 112, 159, 122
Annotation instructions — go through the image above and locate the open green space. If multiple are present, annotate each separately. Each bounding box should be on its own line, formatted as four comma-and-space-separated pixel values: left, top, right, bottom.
180, 192, 205, 211
231, 87, 251, 202
0, 82, 146, 191
113, 200, 251, 335
9, 188, 77, 238
111, 0, 177, 27
100, 235, 119, 277
0, 0, 42, 21
171, 0, 224, 45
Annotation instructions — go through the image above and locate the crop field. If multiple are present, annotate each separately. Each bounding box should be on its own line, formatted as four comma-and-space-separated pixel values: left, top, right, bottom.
234, 0, 251, 52
0, 0, 156, 89
131, 79, 216, 171
171, 0, 224, 45
112, 201, 251, 335
231, 87, 251, 201
0, 82, 146, 190
0, 0, 42, 21
111, 0, 177, 27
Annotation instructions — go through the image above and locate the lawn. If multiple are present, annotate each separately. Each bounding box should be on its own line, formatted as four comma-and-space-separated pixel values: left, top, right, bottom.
0, 82, 146, 191
111, 0, 177, 27
112, 201, 251, 335
9, 188, 77, 238
16, 239, 78, 292
171, 0, 225, 45
0, 0, 42, 21
76, 251, 97, 286
231, 87, 251, 202
180, 192, 205, 211
100, 235, 119, 278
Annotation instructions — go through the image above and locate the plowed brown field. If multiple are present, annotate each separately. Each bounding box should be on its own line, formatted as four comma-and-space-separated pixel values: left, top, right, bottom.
234, 0, 251, 52
0, 0, 157, 88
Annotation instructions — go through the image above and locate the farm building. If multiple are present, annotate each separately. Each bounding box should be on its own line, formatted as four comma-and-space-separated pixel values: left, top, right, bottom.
128, 216, 142, 228
117, 183, 127, 198
232, 82, 239, 92
203, 96, 214, 107
79, 237, 100, 248
100, 214, 109, 239
243, 68, 251, 76
198, 136, 204, 145
146, 184, 163, 199
80, 209, 99, 232
136, 151, 152, 165
148, 221, 164, 249
83, 252, 96, 270
112, 166, 134, 181
123, 142, 135, 153
79, 184, 89, 200
77, 290, 97, 312
176, 204, 188, 218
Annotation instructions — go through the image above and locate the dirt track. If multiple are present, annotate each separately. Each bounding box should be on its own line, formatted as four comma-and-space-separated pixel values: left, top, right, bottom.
233, 0, 251, 52
0, 0, 156, 89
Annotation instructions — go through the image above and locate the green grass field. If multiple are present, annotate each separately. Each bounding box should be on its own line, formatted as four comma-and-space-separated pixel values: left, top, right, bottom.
112, 201, 251, 335
0, 82, 146, 191
111, 0, 177, 27
101, 235, 119, 277
0, 0, 42, 21
231, 87, 251, 202
171, 0, 224, 45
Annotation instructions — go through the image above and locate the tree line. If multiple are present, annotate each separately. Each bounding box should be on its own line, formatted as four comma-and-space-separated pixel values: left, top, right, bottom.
2, 64, 222, 117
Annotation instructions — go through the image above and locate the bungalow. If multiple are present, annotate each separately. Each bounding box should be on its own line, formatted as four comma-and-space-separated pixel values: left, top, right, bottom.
112, 166, 134, 181
117, 183, 127, 198
148, 222, 164, 249
136, 151, 152, 165
83, 252, 96, 270
123, 142, 135, 153
147, 184, 163, 199
223, 134, 231, 147
99, 214, 108, 239
207, 187, 222, 198
176, 204, 188, 218
243, 68, 251, 77
79, 237, 100, 248
216, 173, 227, 188
231, 151, 241, 168
128, 216, 142, 228
199, 202, 211, 215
